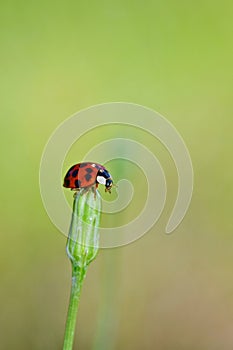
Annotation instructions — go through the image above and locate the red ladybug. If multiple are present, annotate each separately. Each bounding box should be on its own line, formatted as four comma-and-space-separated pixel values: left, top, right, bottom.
63, 162, 113, 193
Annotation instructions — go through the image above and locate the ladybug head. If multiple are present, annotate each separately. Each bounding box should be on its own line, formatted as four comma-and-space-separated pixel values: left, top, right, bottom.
96, 168, 113, 194
105, 178, 113, 193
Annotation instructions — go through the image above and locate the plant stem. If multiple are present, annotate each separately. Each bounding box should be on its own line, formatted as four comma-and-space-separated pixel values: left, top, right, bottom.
63, 188, 101, 350
63, 264, 87, 350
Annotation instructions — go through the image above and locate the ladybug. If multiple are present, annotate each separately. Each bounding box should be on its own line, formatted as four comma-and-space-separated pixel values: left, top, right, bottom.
63, 162, 113, 193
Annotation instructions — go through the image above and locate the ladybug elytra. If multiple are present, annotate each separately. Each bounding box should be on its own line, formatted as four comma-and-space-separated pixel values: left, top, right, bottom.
63, 162, 113, 193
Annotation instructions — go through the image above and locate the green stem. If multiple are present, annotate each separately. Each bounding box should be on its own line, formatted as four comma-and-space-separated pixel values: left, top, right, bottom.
62, 188, 101, 350
63, 264, 87, 350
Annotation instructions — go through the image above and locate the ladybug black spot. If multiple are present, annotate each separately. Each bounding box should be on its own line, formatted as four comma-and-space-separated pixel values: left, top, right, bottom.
75, 179, 81, 188
85, 167, 93, 173
85, 174, 92, 182
68, 165, 76, 173
80, 163, 88, 168
72, 169, 79, 177
64, 179, 70, 187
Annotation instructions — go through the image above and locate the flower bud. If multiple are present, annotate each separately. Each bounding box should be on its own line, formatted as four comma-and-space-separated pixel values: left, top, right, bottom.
66, 188, 101, 269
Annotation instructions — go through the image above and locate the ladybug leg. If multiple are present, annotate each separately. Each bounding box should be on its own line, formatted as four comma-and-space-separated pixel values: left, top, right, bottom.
71, 188, 80, 198
81, 187, 89, 195
92, 185, 97, 199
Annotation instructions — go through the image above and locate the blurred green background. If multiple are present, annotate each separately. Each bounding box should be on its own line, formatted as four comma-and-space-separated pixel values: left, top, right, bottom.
0, 1, 232, 349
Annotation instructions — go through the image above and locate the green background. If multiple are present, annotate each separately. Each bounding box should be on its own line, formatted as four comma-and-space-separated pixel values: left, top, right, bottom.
0, 1, 232, 349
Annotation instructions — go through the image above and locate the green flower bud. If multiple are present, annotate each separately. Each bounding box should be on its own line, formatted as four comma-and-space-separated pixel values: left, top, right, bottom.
63, 187, 101, 350
66, 188, 101, 269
